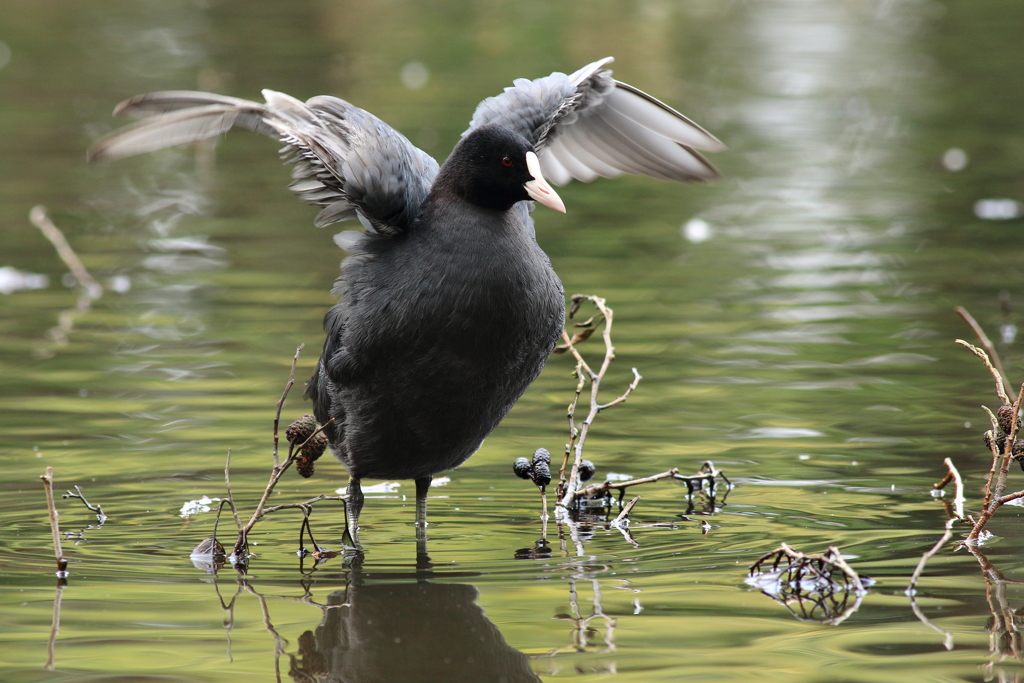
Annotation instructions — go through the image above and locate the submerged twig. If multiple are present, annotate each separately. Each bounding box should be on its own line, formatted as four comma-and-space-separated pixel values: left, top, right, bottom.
905, 519, 964, 654
906, 517, 957, 651
45, 582, 64, 670
907, 517, 957, 598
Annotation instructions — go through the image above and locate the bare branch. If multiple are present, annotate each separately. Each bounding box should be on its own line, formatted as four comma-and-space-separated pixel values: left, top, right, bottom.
223, 449, 242, 531
558, 361, 586, 497
596, 367, 642, 412
956, 339, 1010, 406
29, 207, 104, 356
273, 344, 304, 467
612, 496, 640, 524
261, 494, 346, 515
932, 458, 965, 520
30, 206, 103, 299
61, 485, 106, 523
40, 467, 67, 576
956, 306, 1009, 389
560, 295, 621, 510
997, 490, 1024, 506
967, 381, 1024, 542
575, 468, 680, 499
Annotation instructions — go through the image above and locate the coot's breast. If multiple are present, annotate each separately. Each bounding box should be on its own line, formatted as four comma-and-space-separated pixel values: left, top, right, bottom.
332, 203, 564, 480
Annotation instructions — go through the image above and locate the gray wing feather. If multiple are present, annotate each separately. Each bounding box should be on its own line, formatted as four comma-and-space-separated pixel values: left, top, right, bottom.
466, 56, 724, 186
89, 89, 439, 235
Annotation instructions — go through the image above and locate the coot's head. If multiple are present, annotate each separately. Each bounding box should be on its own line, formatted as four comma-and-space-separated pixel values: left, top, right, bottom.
440, 125, 565, 213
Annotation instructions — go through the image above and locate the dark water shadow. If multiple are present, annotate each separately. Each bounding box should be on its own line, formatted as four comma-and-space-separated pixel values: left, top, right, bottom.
291, 577, 540, 683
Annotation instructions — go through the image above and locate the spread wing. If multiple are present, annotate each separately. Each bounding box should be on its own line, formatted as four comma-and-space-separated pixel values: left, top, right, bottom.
89, 90, 440, 235
465, 57, 724, 185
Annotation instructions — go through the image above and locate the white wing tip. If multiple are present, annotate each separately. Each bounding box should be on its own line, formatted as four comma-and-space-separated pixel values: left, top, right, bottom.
262, 89, 306, 113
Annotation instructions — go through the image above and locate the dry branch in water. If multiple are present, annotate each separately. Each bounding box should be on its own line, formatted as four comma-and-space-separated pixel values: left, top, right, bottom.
956, 306, 1010, 389
513, 295, 732, 554
40, 467, 68, 578
193, 345, 349, 569
555, 295, 643, 511
951, 333, 1024, 542
909, 308, 1024, 649
62, 485, 107, 524
748, 544, 870, 626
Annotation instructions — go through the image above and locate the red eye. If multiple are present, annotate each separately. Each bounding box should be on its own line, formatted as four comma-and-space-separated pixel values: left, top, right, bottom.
501, 156, 513, 167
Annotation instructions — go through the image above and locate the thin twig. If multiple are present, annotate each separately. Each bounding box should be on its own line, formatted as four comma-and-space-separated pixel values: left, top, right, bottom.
558, 360, 586, 497
273, 344, 304, 467
61, 485, 106, 523
991, 384, 1024, 505
560, 295, 639, 510
967, 382, 1024, 541
996, 489, 1024, 506
29, 206, 104, 356
574, 468, 681, 499
597, 367, 642, 411
40, 467, 67, 576
224, 449, 242, 531
30, 206, 103, 299
981, 428, 1001, 512
956, 339, 1010, 406
932, 458, 966, 520
261, 494, 347, 516
613, 496, 640, 524
239, 419, 334, 544
956, 307, 1009, 389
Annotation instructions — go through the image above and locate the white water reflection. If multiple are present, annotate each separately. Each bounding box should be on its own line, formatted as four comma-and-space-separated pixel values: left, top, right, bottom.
89, 3, 227, 447
705, 0, 931, 372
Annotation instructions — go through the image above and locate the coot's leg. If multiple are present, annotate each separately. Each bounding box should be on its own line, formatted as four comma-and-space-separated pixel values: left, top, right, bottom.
414, 476, 432, 565
344, 477, 364, 547
414, 476, 432, 528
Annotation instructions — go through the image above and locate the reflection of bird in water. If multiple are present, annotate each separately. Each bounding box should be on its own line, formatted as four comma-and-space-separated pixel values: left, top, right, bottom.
290, 581, 540, 683
90, 57, 722, 547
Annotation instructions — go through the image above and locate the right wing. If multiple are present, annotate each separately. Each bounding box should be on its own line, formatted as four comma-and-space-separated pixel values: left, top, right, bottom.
466, 57, 724, 185
89, 90, 440, 235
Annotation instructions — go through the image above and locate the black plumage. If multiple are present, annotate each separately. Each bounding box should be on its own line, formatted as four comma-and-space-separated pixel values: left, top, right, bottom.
89, 57, 722, 547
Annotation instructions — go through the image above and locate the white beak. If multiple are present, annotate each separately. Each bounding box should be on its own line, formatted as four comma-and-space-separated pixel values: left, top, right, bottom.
524, 151, 566, 213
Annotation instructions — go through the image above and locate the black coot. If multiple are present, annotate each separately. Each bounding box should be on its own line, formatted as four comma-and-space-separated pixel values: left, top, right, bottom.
89, 57, 723, 546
